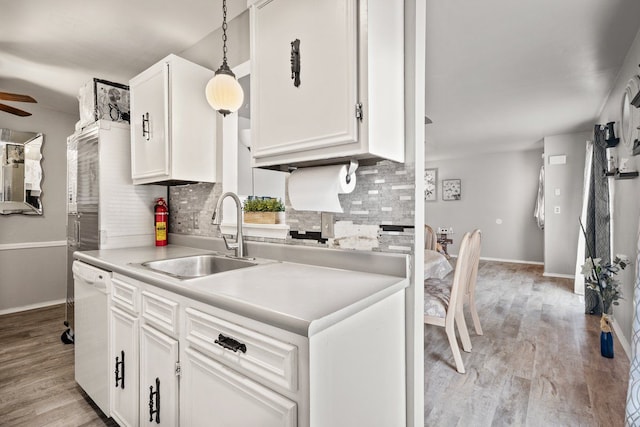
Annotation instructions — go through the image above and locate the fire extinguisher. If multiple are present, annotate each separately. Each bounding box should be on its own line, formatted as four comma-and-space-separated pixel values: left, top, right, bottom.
154, 198, 168, 246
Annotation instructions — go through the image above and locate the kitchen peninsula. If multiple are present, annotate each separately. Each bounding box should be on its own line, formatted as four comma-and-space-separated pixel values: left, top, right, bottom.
74, 234, 409, 426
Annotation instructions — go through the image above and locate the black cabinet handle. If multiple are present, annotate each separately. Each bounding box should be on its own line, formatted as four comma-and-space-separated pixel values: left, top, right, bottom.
290, 39, 301, 87
149, 377, 160, 423
215, 333, 247, 353
142, 112, 150, 141
114, 350, 125, 389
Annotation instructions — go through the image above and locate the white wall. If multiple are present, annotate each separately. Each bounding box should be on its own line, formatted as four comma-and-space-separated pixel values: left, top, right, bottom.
425, 149, 544, 263
0, 103, 77, 312
543, 132, 590, 276
597, 26, 640, 346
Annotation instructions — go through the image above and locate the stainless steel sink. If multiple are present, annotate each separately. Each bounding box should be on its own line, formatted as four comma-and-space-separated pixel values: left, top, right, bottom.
140, 254, 258, 279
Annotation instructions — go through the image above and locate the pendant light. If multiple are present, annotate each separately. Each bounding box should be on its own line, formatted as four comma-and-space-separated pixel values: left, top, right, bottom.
205, 0, 244, 116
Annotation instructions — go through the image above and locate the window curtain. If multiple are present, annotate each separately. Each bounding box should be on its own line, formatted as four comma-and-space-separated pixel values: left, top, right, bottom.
584, 125, 611, 314
574, 141, 594, 295
625, 219, 640, 425
534, 165, 544, 230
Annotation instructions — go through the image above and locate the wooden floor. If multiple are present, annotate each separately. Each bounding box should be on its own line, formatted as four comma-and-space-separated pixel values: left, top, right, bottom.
0, 304, 116, 427
425, 261, 631, 426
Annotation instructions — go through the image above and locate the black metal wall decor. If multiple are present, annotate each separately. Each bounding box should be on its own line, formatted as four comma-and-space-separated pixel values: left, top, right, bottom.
604, 121, 619, 147
291, 39, 301, 87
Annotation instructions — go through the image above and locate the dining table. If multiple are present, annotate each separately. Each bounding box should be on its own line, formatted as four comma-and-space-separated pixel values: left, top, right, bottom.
424, 249, 453, 280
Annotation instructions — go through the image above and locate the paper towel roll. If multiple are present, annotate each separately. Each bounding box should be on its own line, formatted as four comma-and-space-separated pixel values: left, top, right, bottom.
288, 165, 357, 213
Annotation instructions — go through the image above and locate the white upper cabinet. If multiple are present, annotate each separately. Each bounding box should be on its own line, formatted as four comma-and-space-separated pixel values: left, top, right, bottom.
249, 0, 404, 169
130, 54, 216, 185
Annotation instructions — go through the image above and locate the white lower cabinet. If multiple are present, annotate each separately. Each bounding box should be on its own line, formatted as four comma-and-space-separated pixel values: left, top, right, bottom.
181, 348, 296, 427
140, 325, 179, 426
110, 307, 139, 427
108, 272, 405, 427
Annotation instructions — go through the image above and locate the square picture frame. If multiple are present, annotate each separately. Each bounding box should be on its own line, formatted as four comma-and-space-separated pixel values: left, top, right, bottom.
425, 168, 437, 201
442, 179, 461, 201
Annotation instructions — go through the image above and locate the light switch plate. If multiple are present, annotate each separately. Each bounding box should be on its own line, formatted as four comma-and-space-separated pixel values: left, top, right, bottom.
555, 188, 561, 196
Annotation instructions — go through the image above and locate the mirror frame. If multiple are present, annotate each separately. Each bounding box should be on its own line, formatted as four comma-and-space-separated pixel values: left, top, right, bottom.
621, 76, 640, 150
0, 129, 44, 215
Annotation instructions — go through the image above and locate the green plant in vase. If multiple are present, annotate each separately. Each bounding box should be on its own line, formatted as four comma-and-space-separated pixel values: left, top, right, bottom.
581, 254, 629, 358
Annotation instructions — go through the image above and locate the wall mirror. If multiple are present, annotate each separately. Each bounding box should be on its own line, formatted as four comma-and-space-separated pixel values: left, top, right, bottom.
235, 68, 286, 201
621, 75, 640, 150
221, 62, 286, 219
0, 129, 44, 215
220, 61, 288, 238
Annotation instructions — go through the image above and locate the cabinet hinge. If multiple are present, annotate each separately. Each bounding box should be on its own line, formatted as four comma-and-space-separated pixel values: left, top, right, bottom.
355, 102, 364, 121
175, 361, 182, 377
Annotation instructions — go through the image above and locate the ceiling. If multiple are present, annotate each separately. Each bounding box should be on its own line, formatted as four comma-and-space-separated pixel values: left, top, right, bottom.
425, 0, 640, 159
0, 0, 245, 116
2, 1, 640, 160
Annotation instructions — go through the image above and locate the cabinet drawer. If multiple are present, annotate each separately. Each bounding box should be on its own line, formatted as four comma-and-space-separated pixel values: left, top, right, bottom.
111, 277, 139, 314
142, 291, 179, 336
185, 308, 298, 392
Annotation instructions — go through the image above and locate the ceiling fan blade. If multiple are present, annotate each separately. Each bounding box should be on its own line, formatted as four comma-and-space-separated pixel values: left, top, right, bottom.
0, 103, 32, 117
0, 91, 37, 103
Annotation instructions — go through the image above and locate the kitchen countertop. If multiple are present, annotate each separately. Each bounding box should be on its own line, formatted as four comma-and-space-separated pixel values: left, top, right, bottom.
74, 244, 409, 336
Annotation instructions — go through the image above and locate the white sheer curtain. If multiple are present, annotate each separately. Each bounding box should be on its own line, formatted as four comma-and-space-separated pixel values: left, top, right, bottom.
534, 165, 544, 230
574, 140, 593, 295
625, 219, 640, 425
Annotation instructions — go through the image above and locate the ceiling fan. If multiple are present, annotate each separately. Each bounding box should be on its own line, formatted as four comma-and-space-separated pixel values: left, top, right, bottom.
0, 91, 37, 117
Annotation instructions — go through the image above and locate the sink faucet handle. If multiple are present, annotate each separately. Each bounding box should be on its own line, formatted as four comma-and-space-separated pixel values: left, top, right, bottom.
222, 234, 238, 251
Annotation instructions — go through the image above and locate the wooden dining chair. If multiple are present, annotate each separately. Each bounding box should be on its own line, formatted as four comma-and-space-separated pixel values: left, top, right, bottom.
424, 232, 473, 374
464, 229, 483, 336
425, 225, 438, 251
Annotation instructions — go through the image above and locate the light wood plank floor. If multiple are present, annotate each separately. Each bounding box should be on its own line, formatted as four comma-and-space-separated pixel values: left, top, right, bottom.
0, 304, 116, 427
425, 261, 631, 426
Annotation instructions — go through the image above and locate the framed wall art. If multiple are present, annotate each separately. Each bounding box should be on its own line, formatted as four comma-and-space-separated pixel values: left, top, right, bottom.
425, 168, 437, 201
442, 179, 461, 201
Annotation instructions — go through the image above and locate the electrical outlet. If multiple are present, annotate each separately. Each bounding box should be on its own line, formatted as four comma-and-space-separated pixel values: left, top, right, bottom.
554, 206, 561, 214
321, 212, 334, 238
193, 213, 199, 229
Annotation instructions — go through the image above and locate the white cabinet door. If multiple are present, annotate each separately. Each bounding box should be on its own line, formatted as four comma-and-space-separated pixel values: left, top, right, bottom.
110, 307, 140, 427
251, 0, 359, 165
130, 54, 217, 185
181, 348, 297, 427
140, 325, 179, 426
130, 62, 169, 182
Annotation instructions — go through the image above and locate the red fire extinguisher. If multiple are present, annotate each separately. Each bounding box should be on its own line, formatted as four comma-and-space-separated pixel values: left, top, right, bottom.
154, 198, 168, 246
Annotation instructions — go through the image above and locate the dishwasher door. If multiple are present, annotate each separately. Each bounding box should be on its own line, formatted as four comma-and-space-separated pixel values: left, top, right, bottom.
73, 260, 111, 417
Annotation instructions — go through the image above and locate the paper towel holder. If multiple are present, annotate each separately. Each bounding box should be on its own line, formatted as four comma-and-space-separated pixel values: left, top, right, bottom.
346, 160, 359, 184
288, 159, 358, 183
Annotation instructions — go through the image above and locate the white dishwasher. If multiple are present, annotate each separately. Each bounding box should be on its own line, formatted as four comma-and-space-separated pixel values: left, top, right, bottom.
73, 260, 111, 416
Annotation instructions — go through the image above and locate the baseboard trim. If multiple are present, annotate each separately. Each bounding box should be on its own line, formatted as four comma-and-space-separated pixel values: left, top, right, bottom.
479, 256, 544, 265
613, 318, 631, 360
0, 240, 66, 251
543, 272, 575, 279
0, 299, 66, 316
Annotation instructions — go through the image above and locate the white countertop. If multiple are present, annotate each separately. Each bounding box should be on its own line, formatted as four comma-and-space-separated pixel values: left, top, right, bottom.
75, 244, 408, 336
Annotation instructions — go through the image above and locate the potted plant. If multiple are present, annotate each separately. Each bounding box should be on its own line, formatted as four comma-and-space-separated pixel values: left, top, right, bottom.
242, 197, 285, 224
581, 254, 629, 358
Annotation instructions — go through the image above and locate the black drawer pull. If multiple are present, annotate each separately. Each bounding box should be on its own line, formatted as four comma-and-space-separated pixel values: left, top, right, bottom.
215, 334, 247, 353
115, 350, 125, 389
149, 377, 160, 423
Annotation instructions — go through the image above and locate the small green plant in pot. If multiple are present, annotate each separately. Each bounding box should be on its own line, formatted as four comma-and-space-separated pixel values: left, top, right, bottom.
242, 197, 285, 224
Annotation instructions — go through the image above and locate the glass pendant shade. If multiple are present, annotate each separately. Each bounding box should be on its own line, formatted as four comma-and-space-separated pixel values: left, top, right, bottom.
205, 69, 244, 116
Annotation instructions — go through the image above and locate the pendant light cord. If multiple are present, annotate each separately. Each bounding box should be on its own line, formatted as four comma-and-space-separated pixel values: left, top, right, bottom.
221, 0, 228, 67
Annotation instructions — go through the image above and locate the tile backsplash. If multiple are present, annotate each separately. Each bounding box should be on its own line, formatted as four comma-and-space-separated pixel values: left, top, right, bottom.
169, 160, 415, 254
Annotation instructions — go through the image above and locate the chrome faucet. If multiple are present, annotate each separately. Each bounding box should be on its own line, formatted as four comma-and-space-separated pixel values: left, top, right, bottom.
212, 192, 245, 258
